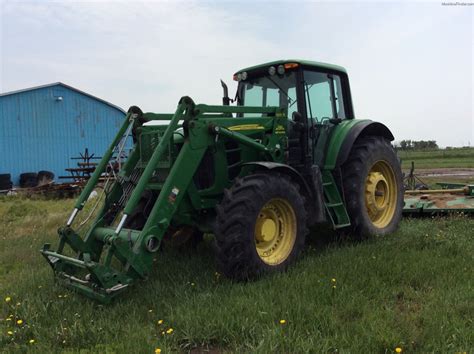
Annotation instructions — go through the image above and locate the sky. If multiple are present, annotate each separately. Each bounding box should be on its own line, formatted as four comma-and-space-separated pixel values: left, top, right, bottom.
0, 0, 472, 147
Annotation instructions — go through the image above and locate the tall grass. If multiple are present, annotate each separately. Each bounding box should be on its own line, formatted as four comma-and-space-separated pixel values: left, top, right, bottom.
1, 197, 473, 353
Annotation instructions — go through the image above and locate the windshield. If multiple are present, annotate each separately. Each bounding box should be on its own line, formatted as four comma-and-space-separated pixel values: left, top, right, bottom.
238, 71, 297, 117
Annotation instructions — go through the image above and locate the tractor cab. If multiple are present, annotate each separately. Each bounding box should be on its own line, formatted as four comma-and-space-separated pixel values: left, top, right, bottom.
232, 60, 355, 167
233, 59, 354, 122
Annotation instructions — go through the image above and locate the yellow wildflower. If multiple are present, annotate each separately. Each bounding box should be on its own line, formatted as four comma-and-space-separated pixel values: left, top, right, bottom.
161, 331, 165, 335
158, 319, 164, 325
5, 297, 11, 302
166, 328, 174, 334
29, 339, 35, 344
395, 348, 402, 353
331, 278, 336, 283
148, 309, 153, 313
7, 330, 13, 335
332, 285, 336, 289
279, 319, 286, 324
155, 349, 162, 354
17, 319, 23, 325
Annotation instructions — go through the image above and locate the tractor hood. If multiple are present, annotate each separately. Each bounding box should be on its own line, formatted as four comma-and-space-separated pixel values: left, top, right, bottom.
143, 120, 185, 144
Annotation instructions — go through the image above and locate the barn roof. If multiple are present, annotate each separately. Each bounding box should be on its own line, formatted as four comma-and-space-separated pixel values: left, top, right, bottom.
0, 82, 125, 113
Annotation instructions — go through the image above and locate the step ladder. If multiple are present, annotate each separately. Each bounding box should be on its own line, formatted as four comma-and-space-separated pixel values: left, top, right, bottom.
321, 170, 351, 229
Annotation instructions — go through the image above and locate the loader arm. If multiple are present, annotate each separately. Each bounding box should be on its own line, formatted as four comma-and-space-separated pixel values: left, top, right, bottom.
41, 97, 285, 302
41, 97, 207, 301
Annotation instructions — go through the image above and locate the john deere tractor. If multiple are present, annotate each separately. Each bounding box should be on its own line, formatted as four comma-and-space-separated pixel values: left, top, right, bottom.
41, 59, 403, 302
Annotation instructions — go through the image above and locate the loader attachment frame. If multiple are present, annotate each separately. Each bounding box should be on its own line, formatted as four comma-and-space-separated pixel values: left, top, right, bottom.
41, 96, 288, 302
41, 97, 207, 301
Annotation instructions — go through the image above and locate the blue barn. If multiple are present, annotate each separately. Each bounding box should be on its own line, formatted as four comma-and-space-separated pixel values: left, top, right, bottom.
0, 82, 126, 185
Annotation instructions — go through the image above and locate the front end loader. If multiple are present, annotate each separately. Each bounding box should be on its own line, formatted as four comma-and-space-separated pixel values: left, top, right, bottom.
41, 60, 404, 302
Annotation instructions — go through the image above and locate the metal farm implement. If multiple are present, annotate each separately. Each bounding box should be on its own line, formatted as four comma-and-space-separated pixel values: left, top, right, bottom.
404, 183, 474, 215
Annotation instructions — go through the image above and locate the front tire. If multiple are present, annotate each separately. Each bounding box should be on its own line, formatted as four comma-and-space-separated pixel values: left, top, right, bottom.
341, 136, 403, 236
215, 173, 308, 280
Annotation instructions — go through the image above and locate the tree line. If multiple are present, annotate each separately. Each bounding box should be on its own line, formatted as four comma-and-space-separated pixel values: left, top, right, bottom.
395, 140, 439, 150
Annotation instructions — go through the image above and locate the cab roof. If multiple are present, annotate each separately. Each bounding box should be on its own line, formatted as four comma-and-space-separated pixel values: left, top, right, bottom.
234, 59, 347, 75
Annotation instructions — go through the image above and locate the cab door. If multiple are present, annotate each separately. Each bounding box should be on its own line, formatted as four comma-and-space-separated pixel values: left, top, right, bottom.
302, 70, 348, 166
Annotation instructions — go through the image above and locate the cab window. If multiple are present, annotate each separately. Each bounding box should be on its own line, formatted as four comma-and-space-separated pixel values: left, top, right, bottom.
303, 71, 346, 121
239, 71, 297, 118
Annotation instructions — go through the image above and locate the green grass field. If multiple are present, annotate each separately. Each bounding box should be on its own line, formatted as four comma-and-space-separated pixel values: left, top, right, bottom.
398, 147, 474, 169
1, 197, 473, 353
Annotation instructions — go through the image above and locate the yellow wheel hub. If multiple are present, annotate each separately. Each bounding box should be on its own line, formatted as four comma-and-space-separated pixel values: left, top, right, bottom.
365, 161, 397, 228
255, 198, 297, 265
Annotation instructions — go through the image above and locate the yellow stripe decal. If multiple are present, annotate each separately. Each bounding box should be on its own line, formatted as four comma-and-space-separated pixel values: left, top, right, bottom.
228, 124, 265, 131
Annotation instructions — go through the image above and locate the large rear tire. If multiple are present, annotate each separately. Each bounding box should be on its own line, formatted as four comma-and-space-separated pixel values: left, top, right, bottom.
215, 173, 308, 280
341, 136, 403, 236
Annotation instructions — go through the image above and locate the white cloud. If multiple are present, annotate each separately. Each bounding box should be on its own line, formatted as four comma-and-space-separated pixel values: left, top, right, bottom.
1, 0, 472, 146
2, 1, 279, 110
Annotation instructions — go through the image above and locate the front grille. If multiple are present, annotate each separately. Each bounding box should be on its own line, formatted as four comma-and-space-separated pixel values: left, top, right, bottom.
139, 130, 171, 168
225, 141, 242, 180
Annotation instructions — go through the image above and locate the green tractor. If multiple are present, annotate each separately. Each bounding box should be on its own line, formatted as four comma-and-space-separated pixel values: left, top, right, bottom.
41, 59, 403, 302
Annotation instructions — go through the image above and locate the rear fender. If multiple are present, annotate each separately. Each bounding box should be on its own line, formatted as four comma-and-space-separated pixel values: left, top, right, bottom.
323, 120, 394, 170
